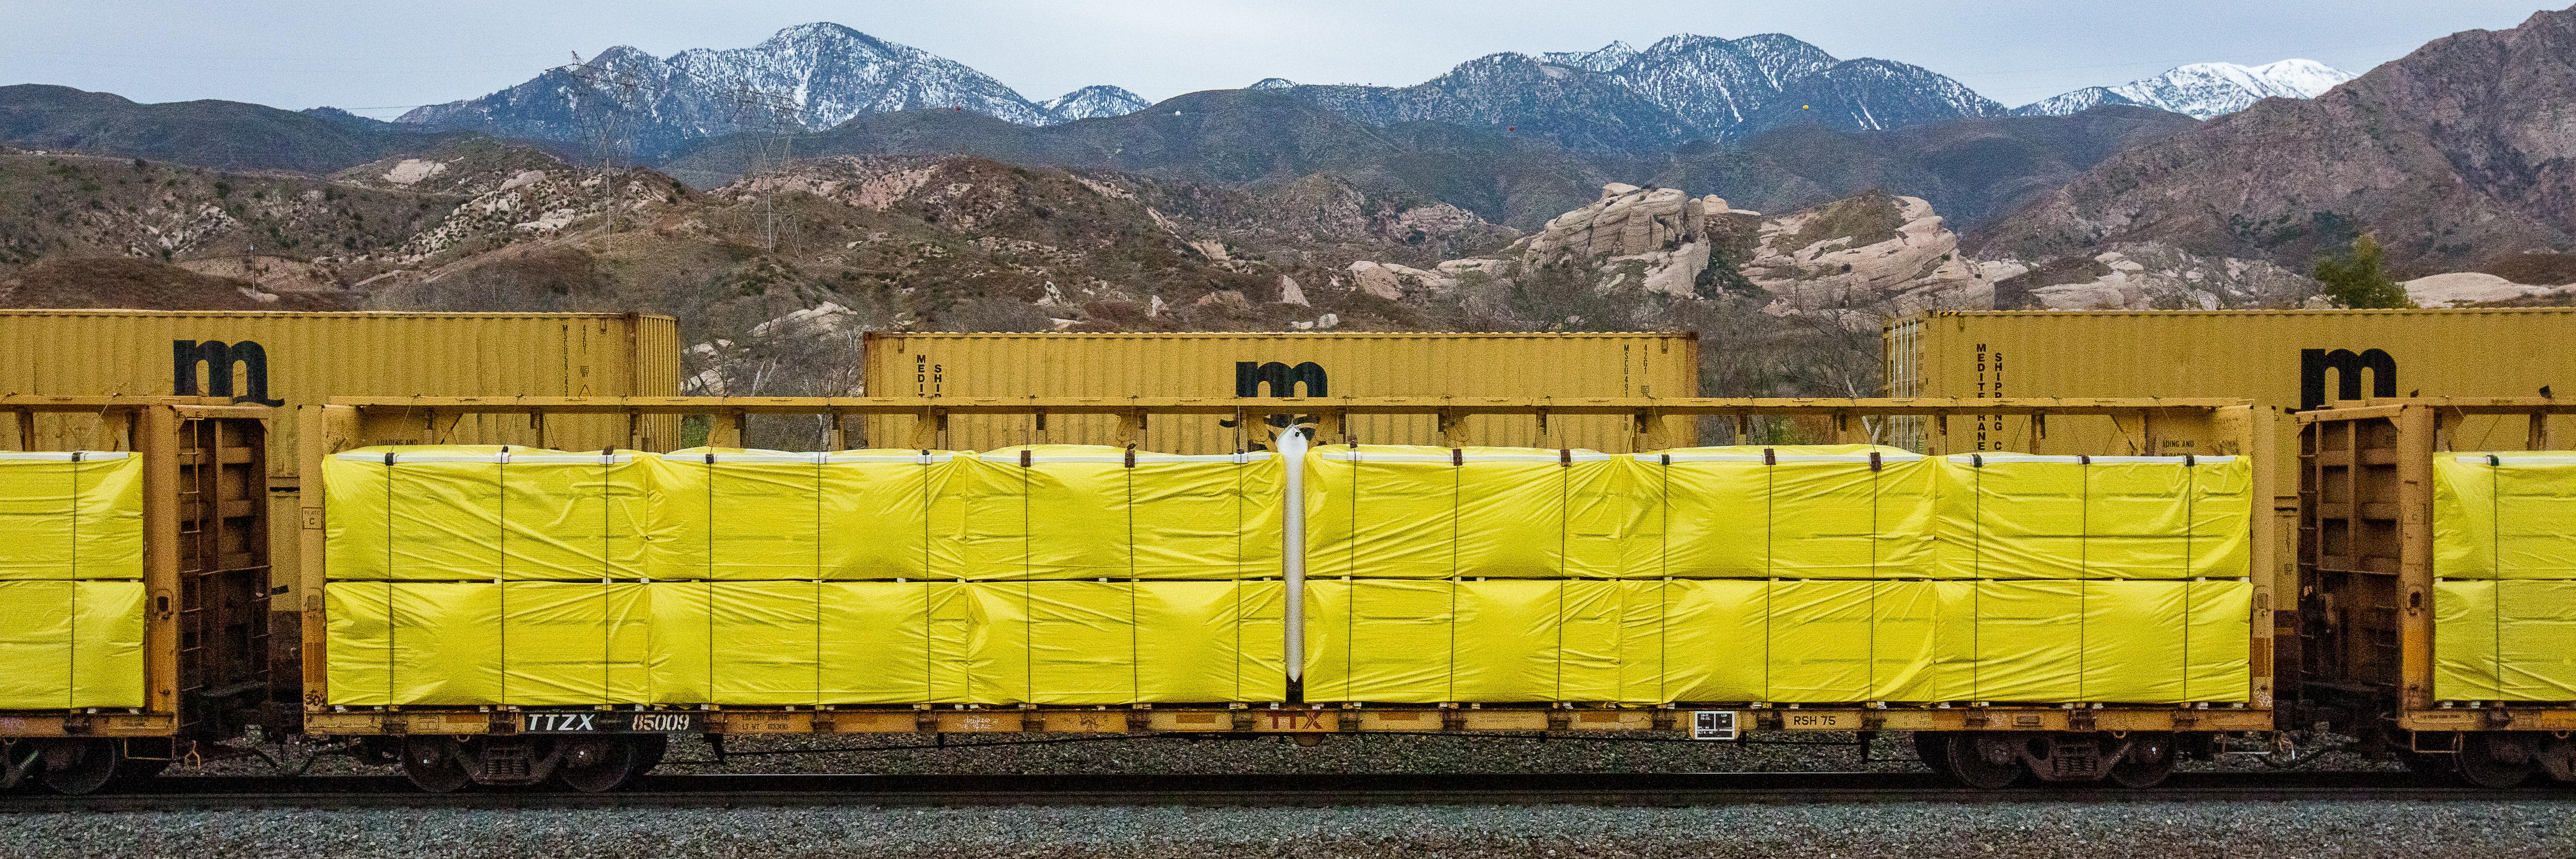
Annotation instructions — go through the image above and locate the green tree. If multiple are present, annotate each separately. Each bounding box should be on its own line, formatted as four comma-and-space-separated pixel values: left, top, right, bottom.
2312, 234, 2415, 309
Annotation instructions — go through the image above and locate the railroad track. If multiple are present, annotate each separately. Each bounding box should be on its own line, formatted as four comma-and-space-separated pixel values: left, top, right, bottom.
3, 772, 2564, 811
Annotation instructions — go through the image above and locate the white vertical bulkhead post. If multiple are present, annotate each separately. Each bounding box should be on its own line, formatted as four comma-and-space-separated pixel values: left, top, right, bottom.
1279, 425, 1308, 684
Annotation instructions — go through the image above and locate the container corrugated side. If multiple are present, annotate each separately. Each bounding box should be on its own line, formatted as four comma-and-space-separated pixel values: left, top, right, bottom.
0, 310, 682, 607
858, 332, 1700, 453
0, 311, 682, 459
1886, 309, 2576, 457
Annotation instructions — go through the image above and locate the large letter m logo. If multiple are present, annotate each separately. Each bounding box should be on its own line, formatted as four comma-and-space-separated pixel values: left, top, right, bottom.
172, 340, 285, 406
1227, 361, 1327, 437
1235, 361, 1326, 398
2299, 348, 2396, 411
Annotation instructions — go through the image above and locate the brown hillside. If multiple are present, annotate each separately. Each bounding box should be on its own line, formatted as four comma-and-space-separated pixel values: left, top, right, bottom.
1, 257, 346, 310
1974, 6, 2576, 274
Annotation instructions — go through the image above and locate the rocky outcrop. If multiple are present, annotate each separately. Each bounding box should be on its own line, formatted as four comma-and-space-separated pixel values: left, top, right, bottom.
1519, 184, 1719, 266
1344, 260, 1456, 300
1342, 183, 2006, 323
1495, 183, 1729, 298
1742, 194, 1987, 318
2404, 272, 2576, 307
1985, 243, 2316, 310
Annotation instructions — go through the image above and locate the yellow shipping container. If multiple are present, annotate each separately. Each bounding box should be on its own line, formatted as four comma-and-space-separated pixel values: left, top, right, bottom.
859, 332, 1699, 453
0, 310, 682, 603
1885, 310, 2576, 456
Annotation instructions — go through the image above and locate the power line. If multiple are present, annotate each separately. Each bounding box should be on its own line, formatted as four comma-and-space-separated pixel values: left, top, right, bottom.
722, 83, 806, 253
565, 52, 645, 255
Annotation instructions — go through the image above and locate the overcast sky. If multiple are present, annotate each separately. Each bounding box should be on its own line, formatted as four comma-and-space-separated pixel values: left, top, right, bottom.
4, 1, 2559, 117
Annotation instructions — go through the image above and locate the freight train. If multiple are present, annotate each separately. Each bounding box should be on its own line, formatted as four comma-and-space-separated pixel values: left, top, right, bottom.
1, 395, 2568, 795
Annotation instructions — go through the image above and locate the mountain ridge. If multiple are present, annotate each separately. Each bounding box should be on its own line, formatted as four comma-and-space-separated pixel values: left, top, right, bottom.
2014, 59, 2355, 119
1977, 6, 2576, 274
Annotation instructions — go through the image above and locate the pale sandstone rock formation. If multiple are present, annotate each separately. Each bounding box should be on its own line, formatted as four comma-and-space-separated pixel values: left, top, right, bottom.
1345, 260, 1456, 300
2404, 272, 2576, 307
1743, 195, 1989, 319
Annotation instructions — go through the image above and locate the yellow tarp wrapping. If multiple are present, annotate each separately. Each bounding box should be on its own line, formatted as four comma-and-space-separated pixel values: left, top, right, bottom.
1305, 446, 1619, 579
1643, 447, 1935, 580
2435, 579, 2576, 701
1936, 455, 2251, 580
2435, 454, 2576, 580
963, 580, 1287, 704
0, 454, 145, 709
642, 449, 958, 581
335, 578, 1292, 707
649, 581, 993, 705
0, 580, 145, 708
323, 581, 649, 706
955, 447, 1283, 581
324, 447, 647, 581
1301, 578, 2250, 704
0, 453, 142, 581
2432, 454, 2576, 701
314, 442, 2250, 708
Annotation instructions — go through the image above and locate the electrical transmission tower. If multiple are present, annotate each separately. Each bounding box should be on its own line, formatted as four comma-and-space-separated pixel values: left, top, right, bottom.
724, 84, 805, 253
565, 52, 643, 254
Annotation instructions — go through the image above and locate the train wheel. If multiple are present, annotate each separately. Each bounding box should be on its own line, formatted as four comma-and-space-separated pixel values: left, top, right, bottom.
2455, 734, 2535, 789
1945, 733, 2025, 790
1911, 731, 1950, 772
400, 737, 472, 793
554, 738, 639, 793
38, 739, 120, 796
2106, 733, 2175, 789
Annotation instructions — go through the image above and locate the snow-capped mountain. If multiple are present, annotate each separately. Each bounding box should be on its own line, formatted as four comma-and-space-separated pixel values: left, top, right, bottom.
2013, 87, 2150, 117
1289, 52, 1699, 154
2013, 60, 2355, 120
399, 23, 1055, 160
1040, 86, 1149, 124
397, 24, 2011, 162
1542, 41, 1639, 73
1281, 33, 2001, 152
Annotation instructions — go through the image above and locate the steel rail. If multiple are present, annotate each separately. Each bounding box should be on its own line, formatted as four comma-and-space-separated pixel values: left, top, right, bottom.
3, 772, 2562, 812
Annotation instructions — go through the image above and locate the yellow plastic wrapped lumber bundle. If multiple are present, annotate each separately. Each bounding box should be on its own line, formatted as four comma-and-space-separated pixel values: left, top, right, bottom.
1297, 445, 2250, 705
927, 447, 1287, 703
2435, 580, 2576, 701
322, 446, 651, 706
324, 446, 648, 581
324, 581, 650, 706
0, 452, 146, 709
2431, 453, 2576, 701
2435, 453, 2576, 580
948, 446, 1285, 581
638, 446, 1286, 705
1304, 446, 1619, 580
640, 449, 958, 581
1934, 454, 2252, 580
1959, 580, 2250, 703
1637, 446, 1935, 579
1301, 577, 2250, 704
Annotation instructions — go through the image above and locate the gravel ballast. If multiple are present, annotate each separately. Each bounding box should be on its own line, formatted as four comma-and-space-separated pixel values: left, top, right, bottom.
1, 801, 2567, 858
